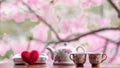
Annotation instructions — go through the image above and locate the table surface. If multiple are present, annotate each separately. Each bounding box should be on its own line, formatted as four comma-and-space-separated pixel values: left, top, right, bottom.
0, 60, 120, 68
14, 64, 120, 68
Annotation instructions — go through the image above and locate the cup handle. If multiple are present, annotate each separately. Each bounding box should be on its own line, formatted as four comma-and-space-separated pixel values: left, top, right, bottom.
76, 46, 86, 53
69, 54, 73, 61
101, 54, 107, 63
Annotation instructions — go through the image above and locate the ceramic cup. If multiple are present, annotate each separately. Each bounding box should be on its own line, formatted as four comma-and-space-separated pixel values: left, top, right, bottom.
69, 53, 86, 67
88, 52, 107, 67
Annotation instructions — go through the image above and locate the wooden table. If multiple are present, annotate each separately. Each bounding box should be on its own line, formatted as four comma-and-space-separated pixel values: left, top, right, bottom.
0, 60, 120, 68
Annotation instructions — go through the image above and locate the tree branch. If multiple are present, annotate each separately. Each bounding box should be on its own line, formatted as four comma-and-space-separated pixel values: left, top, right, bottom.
103, 40, 109, 53
0, 0, 5, 5
22, 2, 61, 40
47, 27, 120, 44
108, 0, 120, 18
20, 0, 120, 62
21, 0, 120, 45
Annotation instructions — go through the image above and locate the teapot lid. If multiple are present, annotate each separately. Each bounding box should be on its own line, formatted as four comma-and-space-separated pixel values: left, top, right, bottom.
63, 43, 67, 46
61, 42, 74, 49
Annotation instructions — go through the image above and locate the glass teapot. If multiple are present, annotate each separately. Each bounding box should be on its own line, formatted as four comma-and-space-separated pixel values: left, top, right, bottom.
47, 43, 86, 65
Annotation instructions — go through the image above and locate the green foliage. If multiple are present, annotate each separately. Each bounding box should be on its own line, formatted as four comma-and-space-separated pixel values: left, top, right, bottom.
47, 30, 52, 41
85, 5, 103, 15
0, 20, 18, 36
105, 1, 114, 10
0, 56, 4, 61
87, 23, 98, 30
0, 49, 13, 61
18, 19, 40, 31
111, 19, 120, 27
25, 32, 34, 41
4, 49, 13, 58
0, 20, 40, 36
105, 1, 120, 10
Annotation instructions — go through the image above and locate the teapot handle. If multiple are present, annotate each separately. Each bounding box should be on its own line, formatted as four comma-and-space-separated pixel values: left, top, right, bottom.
76, 46, 86, 53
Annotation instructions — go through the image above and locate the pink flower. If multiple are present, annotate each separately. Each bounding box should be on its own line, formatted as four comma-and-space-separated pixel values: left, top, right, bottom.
82, 0, 91, 8
25, 0, 40, 7
95, 17, 111, 23
13, 13, 26, 23
94, 17, 111, 27
32, 23, 48, 41
10, 40, 28, 54
44, 11, 58, 24
29, 13, 38, 22
29, 41, 44, 53
80, 35, 105, 52
73, 14, 87, 29
55, 0, 79, 5
82, 0, 104, 8
60, 20, 72, 33
97, 31, 120, 41
0, 43, 11, 56
41, 4, 51, 12
90, 0, 103, 6
0, 13, 10, 22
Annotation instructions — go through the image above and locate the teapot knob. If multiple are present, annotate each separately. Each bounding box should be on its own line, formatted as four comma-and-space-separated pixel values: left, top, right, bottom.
64, 43, 67, 46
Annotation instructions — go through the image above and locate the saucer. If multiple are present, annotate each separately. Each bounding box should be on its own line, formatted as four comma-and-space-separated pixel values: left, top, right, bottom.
13, 54, 48, 65
53, 61, 74, 65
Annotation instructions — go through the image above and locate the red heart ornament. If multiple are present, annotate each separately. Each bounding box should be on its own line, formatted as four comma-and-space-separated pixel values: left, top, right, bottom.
21, 50, 39, 65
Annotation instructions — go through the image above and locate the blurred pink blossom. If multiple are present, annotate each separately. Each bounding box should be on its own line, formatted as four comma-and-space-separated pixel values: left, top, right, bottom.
0, 14, 10, 22
0, 43, 11, 56
55, 0, 79, 5
97, 31, 120, 42
32, 23, 48, 41
80, 35, 105, 52
72, 14, 87, 29
0, 3, 19, 15
44, 11, 58, 24
13, 13, 26, 23
82, 0, 91, 8
10, 40, 27, 54
82, 0, 104, 8
30, 41, 44, 53
10, 39, 46, 54
60, 20, 72, 33
28, 13, 38, 22
41, 4, 51, 12
59, 33, 70, 39
90, 0, 104, 6
25, 0, 40, 7
94, 17, 111, 27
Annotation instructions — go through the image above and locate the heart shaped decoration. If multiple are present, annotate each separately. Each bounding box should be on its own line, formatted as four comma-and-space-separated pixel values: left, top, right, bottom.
21, 50, 39, 65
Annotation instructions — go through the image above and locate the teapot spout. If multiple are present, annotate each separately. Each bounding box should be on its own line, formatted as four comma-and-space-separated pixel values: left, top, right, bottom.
47, 47, 55, 60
